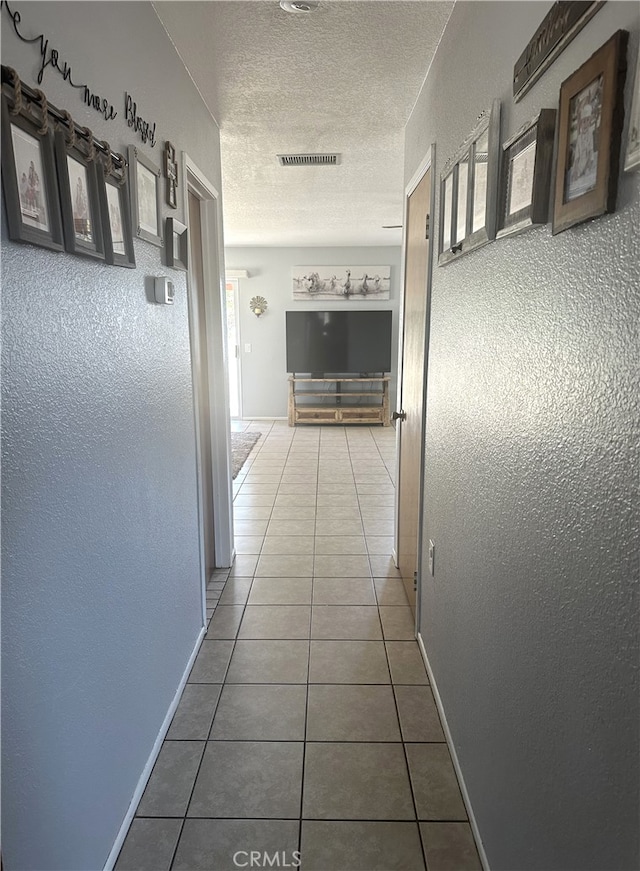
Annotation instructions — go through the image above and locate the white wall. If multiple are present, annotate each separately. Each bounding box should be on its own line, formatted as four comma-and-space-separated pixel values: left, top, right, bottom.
1, 3, 223, 868
405, 2, 639, 869
225, 246, 402, 417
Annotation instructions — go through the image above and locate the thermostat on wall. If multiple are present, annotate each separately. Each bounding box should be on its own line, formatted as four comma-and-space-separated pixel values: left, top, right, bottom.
154, 277, 175, 305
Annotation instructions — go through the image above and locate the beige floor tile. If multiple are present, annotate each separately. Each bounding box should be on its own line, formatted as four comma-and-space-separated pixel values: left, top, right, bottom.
261, 535, 315, 555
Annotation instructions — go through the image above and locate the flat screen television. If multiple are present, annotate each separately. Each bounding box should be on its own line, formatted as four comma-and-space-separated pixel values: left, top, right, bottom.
286, 310, 392, 374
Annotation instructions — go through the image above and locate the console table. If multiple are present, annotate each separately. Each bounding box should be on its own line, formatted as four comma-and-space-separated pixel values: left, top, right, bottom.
288, 376, 390, 427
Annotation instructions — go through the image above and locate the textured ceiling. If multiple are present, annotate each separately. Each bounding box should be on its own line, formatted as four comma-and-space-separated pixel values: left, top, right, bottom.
154, 1, 453, 247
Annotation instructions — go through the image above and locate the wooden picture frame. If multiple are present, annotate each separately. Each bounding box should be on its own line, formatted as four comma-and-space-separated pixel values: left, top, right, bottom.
165, 217, 188, 271
54, 130, 105, 260
438, 99, 501, 265
0, 94, 64, 251
497, 109, 556, 238
552, 29, 628, 235
623, 49, 640, 172
128, 144, 162, 247
98, 155, 135, 268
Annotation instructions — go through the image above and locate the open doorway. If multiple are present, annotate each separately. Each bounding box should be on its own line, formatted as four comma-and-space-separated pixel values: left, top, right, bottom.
183, 156, 234, 607
225, 278, 242, 418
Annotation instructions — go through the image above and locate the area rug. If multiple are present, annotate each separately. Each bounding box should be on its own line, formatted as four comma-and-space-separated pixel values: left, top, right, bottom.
231, 431, 261, 479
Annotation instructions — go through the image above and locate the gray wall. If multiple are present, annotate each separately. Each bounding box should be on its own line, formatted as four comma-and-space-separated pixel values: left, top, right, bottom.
225, 246, 402, 417
1, 3, 222, 868
404, 2, 639, 869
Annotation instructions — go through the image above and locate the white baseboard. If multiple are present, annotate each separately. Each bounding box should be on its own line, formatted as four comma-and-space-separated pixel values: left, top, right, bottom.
416, 632, 490, 871
103, 625, 206, 871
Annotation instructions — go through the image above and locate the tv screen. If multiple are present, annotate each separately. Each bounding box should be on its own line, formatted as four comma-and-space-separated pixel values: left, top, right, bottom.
286, 310, 392, 374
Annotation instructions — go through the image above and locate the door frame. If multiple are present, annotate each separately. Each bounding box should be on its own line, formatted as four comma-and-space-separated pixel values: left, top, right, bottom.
182, 153, 235, 623
393, 144, 436, 627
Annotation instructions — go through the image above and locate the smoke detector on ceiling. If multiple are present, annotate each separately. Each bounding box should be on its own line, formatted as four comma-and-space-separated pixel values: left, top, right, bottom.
279, 0, 319, 12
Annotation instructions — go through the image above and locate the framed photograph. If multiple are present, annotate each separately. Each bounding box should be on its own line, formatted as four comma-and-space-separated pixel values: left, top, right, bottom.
54, 131, 105, 260
438, 100, 501, 266
497, 109, 556, 238
553, 30, 628, 235
128, 145, 162, 246
0, 94, 64, 251
98, 156, 135, 268
165, 217, 188, 270
623, 50, 640, 172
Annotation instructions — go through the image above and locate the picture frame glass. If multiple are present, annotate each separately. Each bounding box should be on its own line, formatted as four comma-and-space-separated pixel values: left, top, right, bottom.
442, 172, 453, 251
173, 231, 181, 262
456, 156, 469, 243
565, 73, 603, 202
508, 139, 536, 216
137, 162, 158, 235
472, 128, 489, 233
66, 154, 93, 244
11, 124, 50, 231
106, 182, 126, 255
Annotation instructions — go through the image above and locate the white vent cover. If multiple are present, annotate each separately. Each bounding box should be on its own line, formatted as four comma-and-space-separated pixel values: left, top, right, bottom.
278, 153, 341, 167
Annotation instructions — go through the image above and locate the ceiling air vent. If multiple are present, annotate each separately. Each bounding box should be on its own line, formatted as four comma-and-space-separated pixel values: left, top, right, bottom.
277, 153, 341, 167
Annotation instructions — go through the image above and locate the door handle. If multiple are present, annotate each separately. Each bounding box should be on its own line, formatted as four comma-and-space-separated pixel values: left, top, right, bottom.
392, 410, 406, 421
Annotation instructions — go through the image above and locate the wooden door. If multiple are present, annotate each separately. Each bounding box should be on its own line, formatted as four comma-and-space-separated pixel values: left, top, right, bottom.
396, 166, 431, 613
188, 189, 216, 573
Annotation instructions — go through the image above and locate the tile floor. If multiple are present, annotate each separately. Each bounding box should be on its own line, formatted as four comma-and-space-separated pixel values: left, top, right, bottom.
116, 421, 481, 871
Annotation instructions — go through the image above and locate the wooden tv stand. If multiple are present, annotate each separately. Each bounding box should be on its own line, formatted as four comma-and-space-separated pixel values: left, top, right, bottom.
288, 375, 390, 427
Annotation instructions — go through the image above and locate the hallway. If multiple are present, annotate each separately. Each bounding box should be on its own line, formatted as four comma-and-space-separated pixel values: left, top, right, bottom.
116, 422, 481, 870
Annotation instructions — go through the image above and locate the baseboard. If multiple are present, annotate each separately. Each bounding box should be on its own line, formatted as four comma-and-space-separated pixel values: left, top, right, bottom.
245, 416, 287, 420
416, 632, 490, 871
103, 625, 207, 871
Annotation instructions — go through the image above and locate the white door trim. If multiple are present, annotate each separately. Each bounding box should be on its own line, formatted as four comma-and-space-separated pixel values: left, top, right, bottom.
394, 145, 435, 630
225, 276, 243, 419
183, 154, 234, 594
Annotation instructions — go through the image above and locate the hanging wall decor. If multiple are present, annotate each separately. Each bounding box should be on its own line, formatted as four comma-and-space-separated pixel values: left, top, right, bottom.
54, 119, 105, 260
552, 29, 628, 235
98, 149, 135, 268
513, 1, 606, 102
128, 144, 162, 247
165, 217, 188, 271
1, 89, 64, 251
496, 109, 556, 239
438, 100, 501, 266
623, 50, 640, 172
164, 140, 178, 208
292, 266, 390, 300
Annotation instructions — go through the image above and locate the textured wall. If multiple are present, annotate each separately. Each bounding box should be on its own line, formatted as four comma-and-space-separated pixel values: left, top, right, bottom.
1, 3, 222, 869
225, 246, 402, 416
404, 2, 639, 870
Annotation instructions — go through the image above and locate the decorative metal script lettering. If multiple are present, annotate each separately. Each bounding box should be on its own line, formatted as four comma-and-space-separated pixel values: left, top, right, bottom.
0, 0, 117, 121
125, 93, 157, 148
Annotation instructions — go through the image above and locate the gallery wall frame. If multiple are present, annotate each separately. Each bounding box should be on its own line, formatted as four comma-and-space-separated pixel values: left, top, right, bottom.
1, 93, 64, 251
54, 128, 105, 260
165, 216, 188, 271
552, 29, 629, 235
438, 99, 501, 266
128, 144, 162, 247
623, 49, 640, 172
98, 156, 135, 268
497, 109, 557, 239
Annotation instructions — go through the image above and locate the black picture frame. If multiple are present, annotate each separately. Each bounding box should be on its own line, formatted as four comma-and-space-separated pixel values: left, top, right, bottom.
496, 109, 556, 239
552, 30, 628, 235
54, 130, 105, 260
165, 217, 188, 271
438, 100, 501, 266
97, 156, 135, 268
0, 93, 64, 251
128, 144, 162, 247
